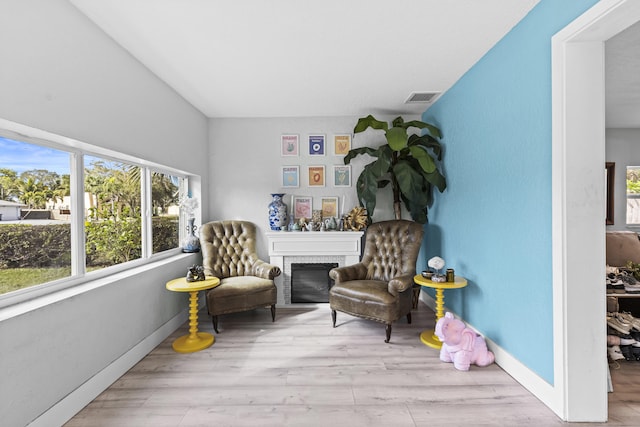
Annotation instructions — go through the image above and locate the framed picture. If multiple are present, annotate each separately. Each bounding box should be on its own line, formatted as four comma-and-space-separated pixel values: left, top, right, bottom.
281, 165, 299, 188
321, 197, 338, 218
334, 134, 351, 155
308, 134, 326, 156
333, 165, 351, 187
308, 165, 325, 187
281, 134, 299, 156
293, 196, 313, 219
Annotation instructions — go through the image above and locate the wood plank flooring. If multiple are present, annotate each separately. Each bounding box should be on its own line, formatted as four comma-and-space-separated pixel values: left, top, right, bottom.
66, 303, 640, 426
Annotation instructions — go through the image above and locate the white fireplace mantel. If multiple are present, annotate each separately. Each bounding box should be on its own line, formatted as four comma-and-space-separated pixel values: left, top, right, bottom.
265, 230, 364, 305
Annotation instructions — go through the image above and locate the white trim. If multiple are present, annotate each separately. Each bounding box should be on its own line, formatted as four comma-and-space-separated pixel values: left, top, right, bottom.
26, 308, 189, 427
551, 0, 640, 421
420, 293, 556, 411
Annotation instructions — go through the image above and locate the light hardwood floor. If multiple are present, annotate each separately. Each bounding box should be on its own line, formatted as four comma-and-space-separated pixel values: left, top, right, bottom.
66, 303, 640, 426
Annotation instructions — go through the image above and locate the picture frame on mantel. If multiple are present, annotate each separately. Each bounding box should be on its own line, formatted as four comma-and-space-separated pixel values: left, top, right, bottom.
321, 197, 338, 218
293, 196, 312, 219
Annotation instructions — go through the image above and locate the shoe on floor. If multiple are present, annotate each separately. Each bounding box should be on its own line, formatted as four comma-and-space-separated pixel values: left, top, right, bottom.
609, 345, 625, 361
620, 344, 634, 361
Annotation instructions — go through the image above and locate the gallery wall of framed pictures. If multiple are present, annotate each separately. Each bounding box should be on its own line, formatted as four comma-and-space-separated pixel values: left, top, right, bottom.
280, 133, 352, 189
280, 132, 354, 219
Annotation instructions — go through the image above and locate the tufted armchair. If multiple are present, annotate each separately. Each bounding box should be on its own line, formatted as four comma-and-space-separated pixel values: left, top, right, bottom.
329, 220, 424, 343
200, 220, 280, 333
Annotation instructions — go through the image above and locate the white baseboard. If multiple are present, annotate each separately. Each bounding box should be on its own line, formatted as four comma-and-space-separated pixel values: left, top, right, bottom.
419, 293, 558, 415
28, 310, 188, 427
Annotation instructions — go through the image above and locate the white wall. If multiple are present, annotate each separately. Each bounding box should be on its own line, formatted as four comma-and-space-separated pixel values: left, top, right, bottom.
605, 128, 640, 230
208, 115, 419, 258
0, 1, 209, 425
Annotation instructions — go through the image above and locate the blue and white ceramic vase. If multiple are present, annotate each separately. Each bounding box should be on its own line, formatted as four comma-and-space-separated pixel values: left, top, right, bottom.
182, 217, 201, 253
268, 193, 288, 231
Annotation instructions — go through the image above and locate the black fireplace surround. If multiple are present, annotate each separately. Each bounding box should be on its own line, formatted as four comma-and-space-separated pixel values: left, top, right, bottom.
291, 263, 338, 303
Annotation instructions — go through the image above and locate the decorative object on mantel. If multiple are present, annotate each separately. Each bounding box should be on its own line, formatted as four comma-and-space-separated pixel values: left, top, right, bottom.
324, 216, 337, 231
268, 193, 288, 231
180, 195, 201, 253
428, 256, 446, 282
435, 312, 495, 371
186, 265, 206, 282
344, 115, 446, 224
343, 206, 368, 231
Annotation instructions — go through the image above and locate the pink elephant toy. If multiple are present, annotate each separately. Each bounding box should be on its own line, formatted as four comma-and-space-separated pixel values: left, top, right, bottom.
434, 312, 495, 371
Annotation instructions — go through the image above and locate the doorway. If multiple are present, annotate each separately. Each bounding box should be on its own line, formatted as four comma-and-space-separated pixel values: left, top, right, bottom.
552, 0, 640, 421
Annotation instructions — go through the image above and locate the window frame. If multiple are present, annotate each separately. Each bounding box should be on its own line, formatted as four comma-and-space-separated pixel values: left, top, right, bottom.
626, 165, 640, 227
0, 119, 198, 308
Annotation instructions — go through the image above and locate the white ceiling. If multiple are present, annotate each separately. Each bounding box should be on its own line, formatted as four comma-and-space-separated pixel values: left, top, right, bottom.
69, 0, 639, 127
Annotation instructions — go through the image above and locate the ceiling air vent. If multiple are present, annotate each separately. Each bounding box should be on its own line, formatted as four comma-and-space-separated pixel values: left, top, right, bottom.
405, 92, 440, 104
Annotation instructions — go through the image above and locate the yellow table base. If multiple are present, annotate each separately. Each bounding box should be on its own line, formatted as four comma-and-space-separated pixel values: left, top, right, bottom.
420, 329, 443, 349
172, 331, 214, 353
414, 275, 468, 350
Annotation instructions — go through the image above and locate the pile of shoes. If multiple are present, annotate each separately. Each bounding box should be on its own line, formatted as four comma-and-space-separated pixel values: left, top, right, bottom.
607, 311, 640, 361
606, 265, 640, 294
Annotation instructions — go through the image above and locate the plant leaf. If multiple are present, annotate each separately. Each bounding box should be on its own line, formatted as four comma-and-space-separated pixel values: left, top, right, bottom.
391, 116, 405, 127
356, 163, 380, 218
402, 121, 441, 138
408, 134, 443, 160
394, 161, 425, 202
354, 115, 388, 133
385, 127, 408, 151
423, 168, 447, 192
344, 146, 378, 165
408, 146, 436, 173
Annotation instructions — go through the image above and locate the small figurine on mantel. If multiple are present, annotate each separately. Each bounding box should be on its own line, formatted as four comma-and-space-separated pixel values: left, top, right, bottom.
186, 265, 206, 282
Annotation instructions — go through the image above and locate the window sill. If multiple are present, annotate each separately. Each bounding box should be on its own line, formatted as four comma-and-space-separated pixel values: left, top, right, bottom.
0, 251, 196, 322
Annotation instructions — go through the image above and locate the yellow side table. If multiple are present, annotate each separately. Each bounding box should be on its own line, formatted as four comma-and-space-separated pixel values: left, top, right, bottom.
166, 276, 220, 353
413, 274, 468, 349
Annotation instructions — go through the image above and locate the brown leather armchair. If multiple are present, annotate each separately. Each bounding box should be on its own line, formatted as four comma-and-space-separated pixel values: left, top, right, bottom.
200, 220, 280, 333
329, 219, 424, 343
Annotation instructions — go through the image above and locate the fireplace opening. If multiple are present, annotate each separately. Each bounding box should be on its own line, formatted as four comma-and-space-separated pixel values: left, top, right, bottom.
291, 263, 338, 303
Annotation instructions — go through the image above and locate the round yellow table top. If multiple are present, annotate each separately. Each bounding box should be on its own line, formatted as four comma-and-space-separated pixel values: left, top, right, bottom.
413, 274, 467, 290
166, 276, 220, 292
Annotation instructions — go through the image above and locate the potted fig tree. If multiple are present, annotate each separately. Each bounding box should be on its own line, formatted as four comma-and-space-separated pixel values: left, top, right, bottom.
344, 115, 446, 224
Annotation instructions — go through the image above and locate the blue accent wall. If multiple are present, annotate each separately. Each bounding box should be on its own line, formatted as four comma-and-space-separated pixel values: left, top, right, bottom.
421, 0, 598, 383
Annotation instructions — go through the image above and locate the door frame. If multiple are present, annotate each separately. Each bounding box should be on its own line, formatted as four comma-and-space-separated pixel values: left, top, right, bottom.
552, 0, 640, 421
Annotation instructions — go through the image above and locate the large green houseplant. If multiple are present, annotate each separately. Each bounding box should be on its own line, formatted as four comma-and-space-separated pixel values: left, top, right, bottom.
344, 115, 446, 224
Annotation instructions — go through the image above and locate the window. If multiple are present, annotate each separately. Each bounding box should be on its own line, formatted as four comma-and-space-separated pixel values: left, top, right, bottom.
151, 171, 181, 254
0, 125, 193, 301
0, 137, 72, 294
628, 166, 640, 225
84, 156, 143, 271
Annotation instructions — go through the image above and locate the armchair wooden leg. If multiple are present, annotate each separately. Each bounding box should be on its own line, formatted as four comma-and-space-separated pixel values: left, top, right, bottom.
212, 316, 219, 334
385, 324, 391, 343
412, 284, 421, 309
331, 309, 337, 327
271, 304, 276, 322
407, 312, 412, 324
